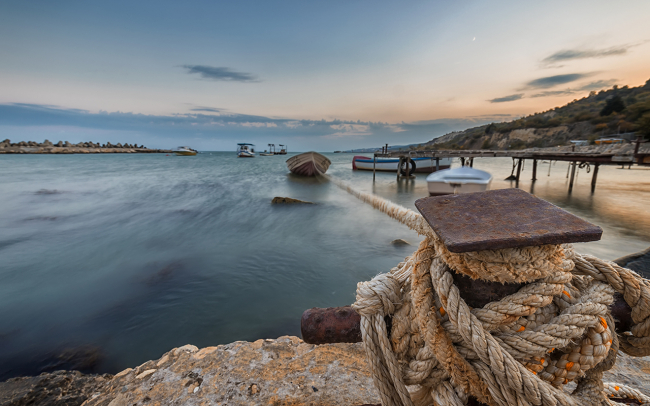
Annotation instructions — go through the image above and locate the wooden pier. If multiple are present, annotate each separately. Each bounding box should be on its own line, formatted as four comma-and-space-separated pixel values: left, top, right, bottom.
373, 138, 649, 192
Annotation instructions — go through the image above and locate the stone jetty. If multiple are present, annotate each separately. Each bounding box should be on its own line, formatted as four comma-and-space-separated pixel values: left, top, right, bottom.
0, 139, 172, 154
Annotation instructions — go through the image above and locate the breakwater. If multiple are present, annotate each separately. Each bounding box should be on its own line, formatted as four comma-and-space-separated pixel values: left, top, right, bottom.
0, 139, 171, 154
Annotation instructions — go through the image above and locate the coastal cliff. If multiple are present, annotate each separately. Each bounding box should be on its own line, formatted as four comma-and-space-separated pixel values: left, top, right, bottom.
0, 139, 171, 154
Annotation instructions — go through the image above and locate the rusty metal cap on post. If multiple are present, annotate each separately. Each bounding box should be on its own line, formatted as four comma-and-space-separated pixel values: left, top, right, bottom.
414, 188, 602, 253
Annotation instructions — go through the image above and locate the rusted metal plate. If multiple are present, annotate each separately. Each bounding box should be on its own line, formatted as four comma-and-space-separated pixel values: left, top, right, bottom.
301, 306, 362, 344
414, 188, 602, 253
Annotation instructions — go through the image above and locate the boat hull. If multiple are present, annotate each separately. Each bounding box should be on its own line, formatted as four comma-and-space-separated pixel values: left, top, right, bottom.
238, 152, 255, 158
426, 167, 493, 196
286, 152, 331, 176
174, 151, 197, 156
427, 181, 491, 196
353, 156, 452, 173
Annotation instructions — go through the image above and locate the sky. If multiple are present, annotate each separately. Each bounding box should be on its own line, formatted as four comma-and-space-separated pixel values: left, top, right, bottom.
1, 1, 649, 151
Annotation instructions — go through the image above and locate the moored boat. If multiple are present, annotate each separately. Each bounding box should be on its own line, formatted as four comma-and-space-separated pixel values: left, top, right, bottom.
174, 146, 198, 156
426, 166, 492, 196
286, 152, 331, 176
237, 143, 255, 158
352, 156, 452, 173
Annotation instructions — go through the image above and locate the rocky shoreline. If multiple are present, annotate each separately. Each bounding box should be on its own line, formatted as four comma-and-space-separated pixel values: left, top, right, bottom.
0, 139, 172, 154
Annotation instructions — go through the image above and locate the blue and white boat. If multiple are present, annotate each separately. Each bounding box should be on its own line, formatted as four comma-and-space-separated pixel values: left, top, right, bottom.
237, 143, 255, 158
352, 156, 452, 173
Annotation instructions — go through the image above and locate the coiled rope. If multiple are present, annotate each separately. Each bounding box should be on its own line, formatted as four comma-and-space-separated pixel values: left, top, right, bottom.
326, 175, 650, 406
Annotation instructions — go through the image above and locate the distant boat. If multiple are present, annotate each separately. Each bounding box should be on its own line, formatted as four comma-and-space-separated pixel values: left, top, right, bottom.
237, 143, 255, 158
276, 144, 288, 155
174, 146, 198, 156
352, 156, 452, 173
426, 166, 492, 196
259, 152, 274, 156
260, 143, 276, 156
286, 152, 331, 176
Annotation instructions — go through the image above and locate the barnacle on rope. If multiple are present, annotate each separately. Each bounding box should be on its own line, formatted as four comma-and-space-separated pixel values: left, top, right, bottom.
330, 176, 650, 406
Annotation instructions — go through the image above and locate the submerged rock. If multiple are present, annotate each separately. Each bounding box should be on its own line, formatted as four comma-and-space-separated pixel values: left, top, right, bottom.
0, 370, 111, 406
391, 239, 411, 246
272, 197, 314, 204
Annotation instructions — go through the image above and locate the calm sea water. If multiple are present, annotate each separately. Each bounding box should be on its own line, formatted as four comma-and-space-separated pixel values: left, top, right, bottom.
0, 152, 649, 379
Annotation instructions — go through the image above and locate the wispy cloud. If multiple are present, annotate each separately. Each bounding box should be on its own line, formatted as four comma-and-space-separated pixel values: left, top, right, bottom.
189, 106, 222, 113
576, 79, 617, 91
522, 73, 590, 89
542, 45, 630, 66
182, 65, 259, 82
488, 94, 524, 103
530, 90, 575, 98
529, 79, 617, 98
0, 103, 513, 150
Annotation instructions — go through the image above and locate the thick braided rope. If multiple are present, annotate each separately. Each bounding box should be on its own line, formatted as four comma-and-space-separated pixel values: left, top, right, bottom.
334, 177, 650, 406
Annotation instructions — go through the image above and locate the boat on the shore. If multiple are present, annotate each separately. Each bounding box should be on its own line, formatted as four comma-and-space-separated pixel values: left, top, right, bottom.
237, 143, 255, 158
352, 156, 452, 173
286, 152, 331, 176
174, 146, 198, 156
426, 166, 492, 196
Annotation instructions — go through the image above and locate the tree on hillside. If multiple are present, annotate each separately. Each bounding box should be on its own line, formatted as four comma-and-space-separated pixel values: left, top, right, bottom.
485, 123, 496, 134
600, 95, 626, 116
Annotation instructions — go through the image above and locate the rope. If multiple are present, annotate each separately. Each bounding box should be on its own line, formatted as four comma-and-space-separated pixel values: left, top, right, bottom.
329, 176, 650, 406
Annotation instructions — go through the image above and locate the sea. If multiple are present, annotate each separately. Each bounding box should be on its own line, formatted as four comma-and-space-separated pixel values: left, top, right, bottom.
1, 152, 649, 380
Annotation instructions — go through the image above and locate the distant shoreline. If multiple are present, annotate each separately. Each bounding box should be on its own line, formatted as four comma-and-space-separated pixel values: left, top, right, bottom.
0, 139, 171, 154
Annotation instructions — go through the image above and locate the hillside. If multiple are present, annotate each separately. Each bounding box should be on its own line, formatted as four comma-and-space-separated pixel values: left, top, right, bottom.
417, 79, 650, 151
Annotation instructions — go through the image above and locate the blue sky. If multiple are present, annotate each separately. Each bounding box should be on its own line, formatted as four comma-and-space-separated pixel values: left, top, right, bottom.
1, 1, 649, 150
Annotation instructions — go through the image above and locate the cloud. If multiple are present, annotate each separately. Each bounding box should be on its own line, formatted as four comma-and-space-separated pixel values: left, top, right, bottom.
523, 73, 590, 89
0, 103, 517, 151
182, 65, 258, 82
530, 90, 576, 98
488, 94, 524, 103
542, 45, 630, 66
189, 106, 222, 113
529, 79, 617, 98
576, 79, 617, 91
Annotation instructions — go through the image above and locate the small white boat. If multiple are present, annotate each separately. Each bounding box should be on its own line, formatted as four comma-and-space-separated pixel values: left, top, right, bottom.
237, 143, 255, 158
353, 156, 452, 173
174, 146, 197, 156
426, 166, 492, 196
286, 152, 331, 176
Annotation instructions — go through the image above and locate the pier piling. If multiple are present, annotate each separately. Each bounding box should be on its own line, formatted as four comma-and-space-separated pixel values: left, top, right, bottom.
515, 158, 523, 183
591, 163, 599, 193
568, 161, 577, 193
532, 159, 537, 181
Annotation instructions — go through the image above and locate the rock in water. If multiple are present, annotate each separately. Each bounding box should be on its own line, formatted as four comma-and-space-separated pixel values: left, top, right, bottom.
391, 239, 411, 246
272, 197, 314, 204
0, 370, 111, 406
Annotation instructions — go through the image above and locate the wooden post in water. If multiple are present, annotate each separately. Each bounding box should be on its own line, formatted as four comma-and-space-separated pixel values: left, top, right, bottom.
532, 159, 537, 181
469, 158, 474, 167
568, 161, 577, 193
591, 163, 599, 193
406, 156, 411, 178
373, 154, 376, 181
436, 157, 440, 171
515, 158, 523, 182
397, 157, 403, 180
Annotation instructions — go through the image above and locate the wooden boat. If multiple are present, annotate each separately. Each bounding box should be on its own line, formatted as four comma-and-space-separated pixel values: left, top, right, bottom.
286, 152, 331, 176
426, 166, 492, 196
352, 156, 452, 173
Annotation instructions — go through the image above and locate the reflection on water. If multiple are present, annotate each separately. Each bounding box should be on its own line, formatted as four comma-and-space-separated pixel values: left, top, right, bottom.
0, 152, 648, 379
